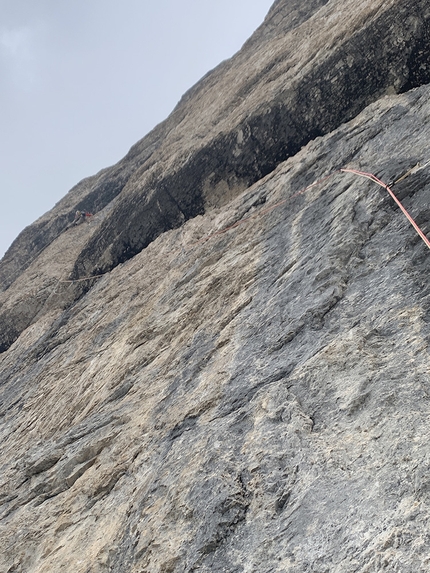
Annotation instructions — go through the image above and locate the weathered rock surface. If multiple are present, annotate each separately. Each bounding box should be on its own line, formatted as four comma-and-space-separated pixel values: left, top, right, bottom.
2, 0, 430, 353
1, 0, 430, 571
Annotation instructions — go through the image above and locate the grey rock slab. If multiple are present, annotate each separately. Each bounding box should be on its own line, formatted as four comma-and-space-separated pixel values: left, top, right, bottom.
2, 0, 430, 353
0, 81, 430, 571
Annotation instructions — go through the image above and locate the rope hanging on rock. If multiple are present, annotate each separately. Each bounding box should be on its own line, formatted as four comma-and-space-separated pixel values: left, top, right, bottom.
341, 168, 430, 250
197, 165, 430, 251
58, 274, 105, 284
57, 164, 430, 287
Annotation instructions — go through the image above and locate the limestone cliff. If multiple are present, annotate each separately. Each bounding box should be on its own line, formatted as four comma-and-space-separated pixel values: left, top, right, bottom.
1, 1, 430, 572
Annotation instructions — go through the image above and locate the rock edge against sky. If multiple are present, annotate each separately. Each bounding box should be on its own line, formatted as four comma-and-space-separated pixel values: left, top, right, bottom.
1, 1, 430, 571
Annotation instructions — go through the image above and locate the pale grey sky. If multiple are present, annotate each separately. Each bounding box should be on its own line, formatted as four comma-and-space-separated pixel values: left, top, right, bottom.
0, 0, 274, 258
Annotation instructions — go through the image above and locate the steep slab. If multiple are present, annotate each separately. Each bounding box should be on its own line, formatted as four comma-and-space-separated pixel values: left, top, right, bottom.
1, 0, 430, 352
1, 82, 430, 572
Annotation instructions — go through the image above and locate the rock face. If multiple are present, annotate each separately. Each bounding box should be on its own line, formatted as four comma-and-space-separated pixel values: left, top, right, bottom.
2, 0, 430, 353
1, 1, 430, 572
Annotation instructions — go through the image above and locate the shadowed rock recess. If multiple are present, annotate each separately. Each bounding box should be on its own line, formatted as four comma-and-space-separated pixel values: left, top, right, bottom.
1, 1, 430, 571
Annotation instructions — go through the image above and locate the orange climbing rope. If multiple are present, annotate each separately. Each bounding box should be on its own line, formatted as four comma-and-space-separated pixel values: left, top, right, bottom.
58, 274, 104, 284
341, 168, 430, 250
56, 165, 429, 288
193, 171, 337, 246
195, 166, 430, 251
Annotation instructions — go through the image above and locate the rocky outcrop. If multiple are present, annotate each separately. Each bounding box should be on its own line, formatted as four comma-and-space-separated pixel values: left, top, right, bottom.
1, 0, 430, 571
1, 0, 430, 353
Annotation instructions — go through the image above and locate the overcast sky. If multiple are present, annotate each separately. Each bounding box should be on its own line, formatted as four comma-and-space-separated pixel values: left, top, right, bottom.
0, 0, 274, 258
